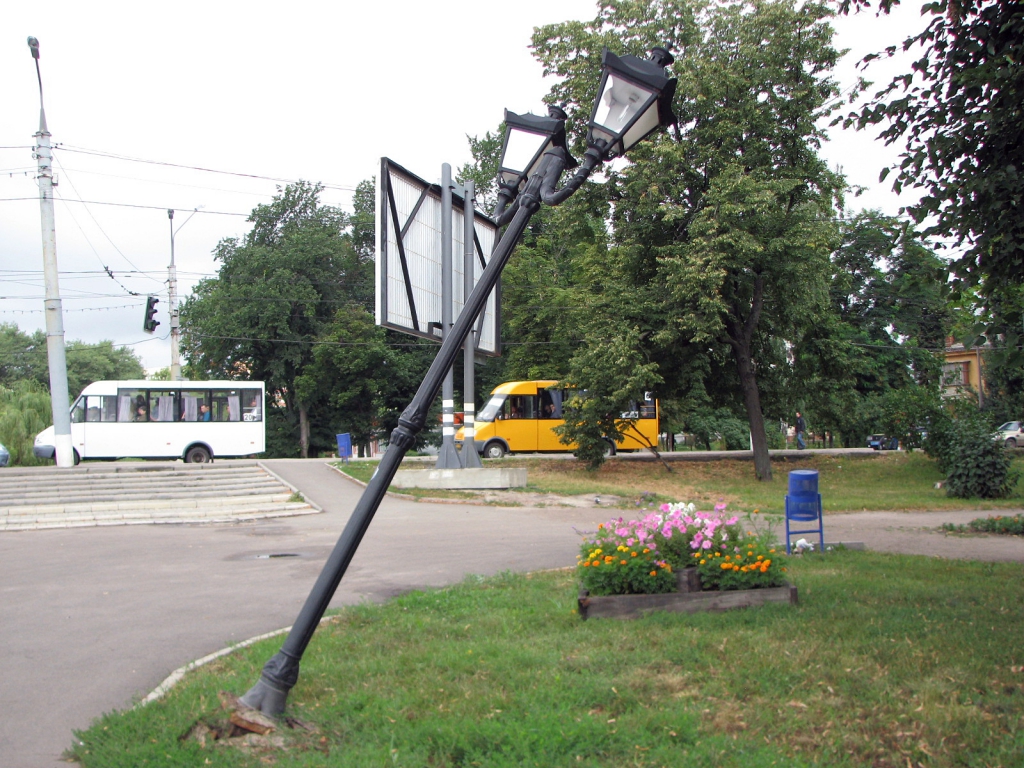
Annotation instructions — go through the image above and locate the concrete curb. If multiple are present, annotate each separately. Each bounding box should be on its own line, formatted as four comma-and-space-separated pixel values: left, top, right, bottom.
138, 614, 338, 707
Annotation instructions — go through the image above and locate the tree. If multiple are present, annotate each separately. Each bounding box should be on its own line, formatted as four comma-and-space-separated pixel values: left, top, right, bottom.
181, 181, 373, 457
840, 0, 1024, 305
791, 210, 951, 445
0, 322, 144, 402
532, 0, 845, 479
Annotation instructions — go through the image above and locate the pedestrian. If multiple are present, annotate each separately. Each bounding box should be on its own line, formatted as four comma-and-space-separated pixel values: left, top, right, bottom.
795, 411, 806, 450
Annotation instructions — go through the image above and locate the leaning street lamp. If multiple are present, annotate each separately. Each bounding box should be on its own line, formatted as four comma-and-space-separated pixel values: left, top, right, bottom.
240, 46, 677, 716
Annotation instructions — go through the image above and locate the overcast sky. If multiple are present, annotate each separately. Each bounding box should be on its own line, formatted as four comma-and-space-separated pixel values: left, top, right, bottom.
1, 0, 928, 374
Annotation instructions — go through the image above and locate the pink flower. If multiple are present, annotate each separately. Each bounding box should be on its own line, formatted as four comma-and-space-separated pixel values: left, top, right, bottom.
702, 540, 712, 550
661, 525, 673, 538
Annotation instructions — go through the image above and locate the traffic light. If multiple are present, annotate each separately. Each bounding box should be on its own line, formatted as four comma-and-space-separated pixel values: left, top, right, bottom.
143, 296, 160, 333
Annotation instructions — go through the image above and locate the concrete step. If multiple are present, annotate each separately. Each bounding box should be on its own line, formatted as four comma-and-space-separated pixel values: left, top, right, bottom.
0, 461, 319, 531
2, 481, 288, 506
0, 501, 318, 532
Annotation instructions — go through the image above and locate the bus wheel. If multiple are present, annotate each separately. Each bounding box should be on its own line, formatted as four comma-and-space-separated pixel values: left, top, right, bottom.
186, 446, 211, 464
602, 440, 616, 458
483, 441, 506, 460
73, 449, 81, 466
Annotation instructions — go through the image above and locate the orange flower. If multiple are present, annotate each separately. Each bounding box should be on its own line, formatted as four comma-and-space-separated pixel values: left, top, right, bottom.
649, 571, 657, 577
620, 560, 627, 565
631, 552, 638, 558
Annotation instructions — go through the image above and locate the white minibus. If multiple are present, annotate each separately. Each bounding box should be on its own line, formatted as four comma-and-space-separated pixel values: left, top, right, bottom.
33, 380, 265, 463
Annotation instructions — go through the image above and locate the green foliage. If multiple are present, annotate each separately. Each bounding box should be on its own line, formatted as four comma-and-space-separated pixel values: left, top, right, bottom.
181, 181, 389, 458
943, 415, 1019, 499
841, 0, 1024, 300
578, 539, 675, 596
530, 0, 847, 482
554, 327, 661, 469
879, 386, 942, 452
0, 322, 144, 402
695, 537, 787, 591
0, 381, 52, 466
942, 513, 1024, 536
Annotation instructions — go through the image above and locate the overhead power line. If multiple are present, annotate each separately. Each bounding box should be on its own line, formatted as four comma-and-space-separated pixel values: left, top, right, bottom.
54, 144, 358, 193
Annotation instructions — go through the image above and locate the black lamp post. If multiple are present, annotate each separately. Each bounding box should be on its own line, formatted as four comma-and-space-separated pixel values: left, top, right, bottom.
239, 46, 677, 717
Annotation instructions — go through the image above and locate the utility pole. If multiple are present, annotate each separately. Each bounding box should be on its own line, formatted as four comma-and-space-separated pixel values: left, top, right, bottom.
167, 208, 198, 380
28, 37, 73, 468
168, 210, 180, 380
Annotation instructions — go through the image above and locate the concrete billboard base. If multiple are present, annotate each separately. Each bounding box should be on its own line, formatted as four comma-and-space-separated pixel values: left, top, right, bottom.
391, 467, 527, 490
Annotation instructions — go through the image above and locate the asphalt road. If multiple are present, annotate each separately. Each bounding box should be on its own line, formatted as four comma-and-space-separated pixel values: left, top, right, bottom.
0, 459, 604, 768
2, 458, 1022, 767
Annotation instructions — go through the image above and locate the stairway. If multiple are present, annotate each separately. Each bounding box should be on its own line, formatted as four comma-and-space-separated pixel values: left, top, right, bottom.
0, 461, 318, 531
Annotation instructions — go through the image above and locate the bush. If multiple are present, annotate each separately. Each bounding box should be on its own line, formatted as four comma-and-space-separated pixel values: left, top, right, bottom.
944, 416, 1019, 499
942, 514, 1024, 536
0, 382, 52, 466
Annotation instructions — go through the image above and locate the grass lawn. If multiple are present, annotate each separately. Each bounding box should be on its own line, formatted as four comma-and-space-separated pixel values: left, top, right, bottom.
336, 452, 1024, 515
72, 551, 1024, 767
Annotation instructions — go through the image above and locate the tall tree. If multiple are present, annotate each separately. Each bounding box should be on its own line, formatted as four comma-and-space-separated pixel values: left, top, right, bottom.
840, 0, 1024, 307
532, 0, 845, 479
181, 181, 373, 457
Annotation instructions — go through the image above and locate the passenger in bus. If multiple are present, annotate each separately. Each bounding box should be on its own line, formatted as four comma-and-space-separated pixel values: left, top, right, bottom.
135, 405, 149, 422
200, 404, 211, 422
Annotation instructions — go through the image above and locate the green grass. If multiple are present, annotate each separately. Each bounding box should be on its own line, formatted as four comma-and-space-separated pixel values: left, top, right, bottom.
72, 552, 1024, 767
335, 453, 1024, 514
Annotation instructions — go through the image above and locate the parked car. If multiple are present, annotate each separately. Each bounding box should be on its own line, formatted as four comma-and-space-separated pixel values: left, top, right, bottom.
868, 434, 899, 451
995, 421, 1023, 448
0, 441, 9, 467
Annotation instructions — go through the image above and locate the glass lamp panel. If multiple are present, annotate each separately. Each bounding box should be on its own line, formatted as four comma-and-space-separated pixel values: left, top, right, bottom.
619, 100, 662, 152
502, 128, 550, 177
592, 73, 657, 137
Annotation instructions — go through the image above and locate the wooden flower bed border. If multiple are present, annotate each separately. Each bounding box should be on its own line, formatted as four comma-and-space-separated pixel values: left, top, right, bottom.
577, 568, 798, 620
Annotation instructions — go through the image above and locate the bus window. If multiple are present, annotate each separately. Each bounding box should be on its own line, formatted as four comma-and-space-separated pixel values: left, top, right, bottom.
211, 390, 242, 422
242, 388, 262, 422
84, 395, 109, 422
179, 390, 209, 422
118, 389, 149, 422
539, 389, 563, 419
149, 390, 178, 422
477, 394, 506, 423
503, 395, 536, 420
101, 396, 118, 422
71, 398, 86, 423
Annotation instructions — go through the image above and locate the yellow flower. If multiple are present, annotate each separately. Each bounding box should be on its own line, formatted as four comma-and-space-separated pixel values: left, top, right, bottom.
747, 551, 753, 557
756, 555, 764, 561
699, 559, 706, 565
714, 552, 721, 557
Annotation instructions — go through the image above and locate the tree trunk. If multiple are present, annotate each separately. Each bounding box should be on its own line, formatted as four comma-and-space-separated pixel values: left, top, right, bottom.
725, 274, 772, 481
298, 404, 310, 459
734, 345, 773, 481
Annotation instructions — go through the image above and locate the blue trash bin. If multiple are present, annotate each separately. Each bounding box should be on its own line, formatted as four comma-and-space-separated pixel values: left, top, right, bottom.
785, 470, 824, 553
335, 433, 352, 461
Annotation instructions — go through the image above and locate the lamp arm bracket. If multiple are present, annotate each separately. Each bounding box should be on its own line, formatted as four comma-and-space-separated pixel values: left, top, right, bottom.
540, 145, 603, 206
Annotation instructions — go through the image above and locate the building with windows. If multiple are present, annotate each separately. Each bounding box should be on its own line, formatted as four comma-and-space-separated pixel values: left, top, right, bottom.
943, 338, 987, 406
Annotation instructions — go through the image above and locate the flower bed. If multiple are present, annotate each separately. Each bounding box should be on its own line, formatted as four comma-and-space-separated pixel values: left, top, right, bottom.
576, 501, 796, 619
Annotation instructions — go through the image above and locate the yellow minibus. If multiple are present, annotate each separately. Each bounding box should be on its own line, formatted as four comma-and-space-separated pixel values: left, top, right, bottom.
455, 380, 659, 459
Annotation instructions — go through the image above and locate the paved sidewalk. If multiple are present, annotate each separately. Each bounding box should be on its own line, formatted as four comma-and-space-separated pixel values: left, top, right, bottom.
1, 458, 1021, 767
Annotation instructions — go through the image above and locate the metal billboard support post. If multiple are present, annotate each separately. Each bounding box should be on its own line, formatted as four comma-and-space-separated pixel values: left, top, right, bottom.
460, 180, 483, 468
436, 163, 462, 469
239, 47, 677, 716
27, 37, 73, 468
